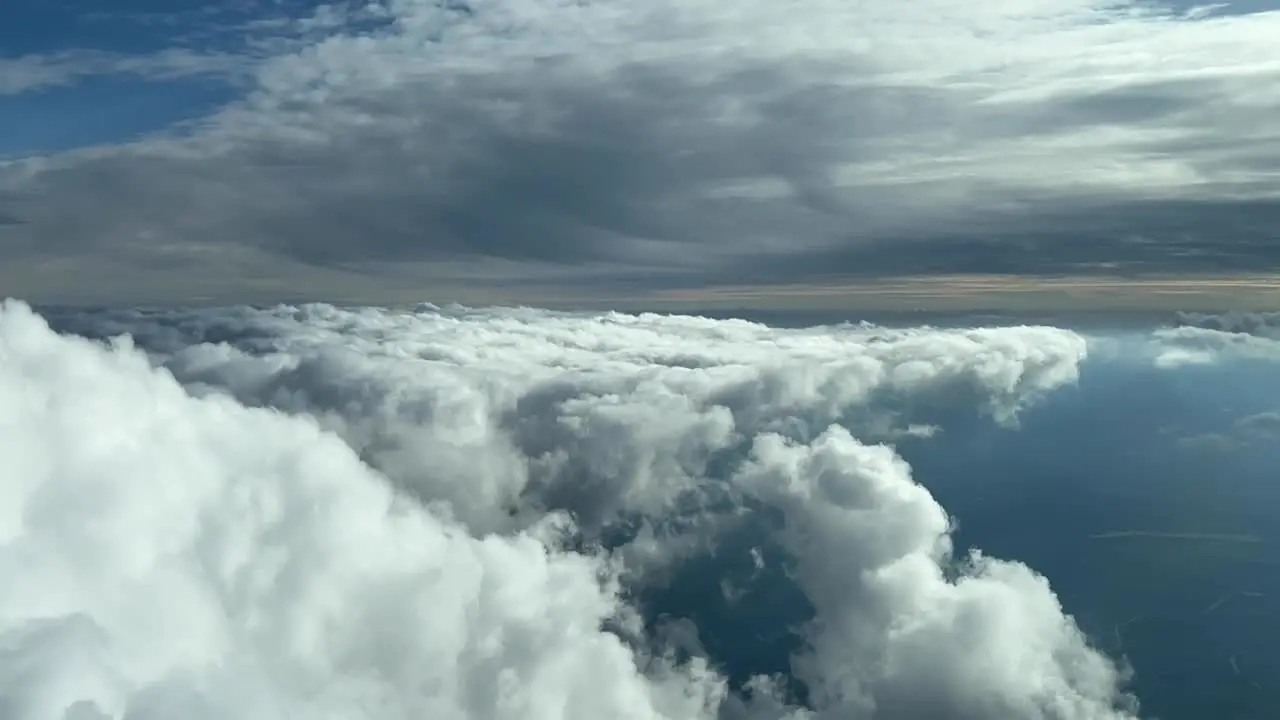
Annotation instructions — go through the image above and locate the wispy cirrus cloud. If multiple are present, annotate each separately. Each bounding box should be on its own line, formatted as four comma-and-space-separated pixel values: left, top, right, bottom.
0, 48, 252, 96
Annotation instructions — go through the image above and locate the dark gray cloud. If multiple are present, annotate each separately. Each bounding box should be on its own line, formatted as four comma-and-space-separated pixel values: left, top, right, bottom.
3, 0, 1280, 304
1175, 309, 1280, 338
742, 198, 1280, 280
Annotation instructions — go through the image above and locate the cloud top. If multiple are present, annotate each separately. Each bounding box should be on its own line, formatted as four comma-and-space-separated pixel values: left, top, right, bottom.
0, 300, 1143, 719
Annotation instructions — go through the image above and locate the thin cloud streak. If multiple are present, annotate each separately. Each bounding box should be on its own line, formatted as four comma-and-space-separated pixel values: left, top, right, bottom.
0, 48, 252, 96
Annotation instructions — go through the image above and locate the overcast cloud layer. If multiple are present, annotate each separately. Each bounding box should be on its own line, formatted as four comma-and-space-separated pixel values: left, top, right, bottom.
3, 1, 1280, 303
0, 300, 1164, 720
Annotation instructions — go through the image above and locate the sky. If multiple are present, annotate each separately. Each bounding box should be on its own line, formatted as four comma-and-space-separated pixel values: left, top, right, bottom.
3, 0, 1280, 307
7, 6, 1280, 715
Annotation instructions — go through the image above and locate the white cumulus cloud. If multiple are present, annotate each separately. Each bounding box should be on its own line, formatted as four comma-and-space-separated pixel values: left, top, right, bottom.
0, 300, 726, 720
0, 300, 1143, 719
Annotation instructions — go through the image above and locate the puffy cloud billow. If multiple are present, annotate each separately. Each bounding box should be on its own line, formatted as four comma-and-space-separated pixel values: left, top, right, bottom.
0, 300, 1151, 720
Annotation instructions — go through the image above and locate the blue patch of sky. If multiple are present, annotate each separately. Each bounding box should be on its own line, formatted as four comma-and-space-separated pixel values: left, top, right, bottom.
0, 0, 374, 56
0, 1, 266, 155
0, 1, 394, 155
0, 75, 238, 158
4, 0, 219, 56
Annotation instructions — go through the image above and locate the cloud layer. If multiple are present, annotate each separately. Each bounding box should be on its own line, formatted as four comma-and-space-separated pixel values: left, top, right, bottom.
3, 0, 1280, 302
1150, 310, 1280, 366
0, 300, 1144, 719
0, 49, 248, 96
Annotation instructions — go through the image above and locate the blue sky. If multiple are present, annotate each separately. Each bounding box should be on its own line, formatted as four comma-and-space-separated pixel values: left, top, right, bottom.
0, 0, 259, 154
2, 0, 1280, 306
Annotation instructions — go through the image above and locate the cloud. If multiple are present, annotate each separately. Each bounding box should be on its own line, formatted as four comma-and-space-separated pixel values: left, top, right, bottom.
0, 301, 726, 720
40, 302, 1088, 534
1, 300, 1144, 718
3, 0, 1280, 302
1174, 310, 1280, 339
1175, 409, 1280, 451
0, 49, 251, 96
736, 428, 1137, 719
1150, 310, 1280, 366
